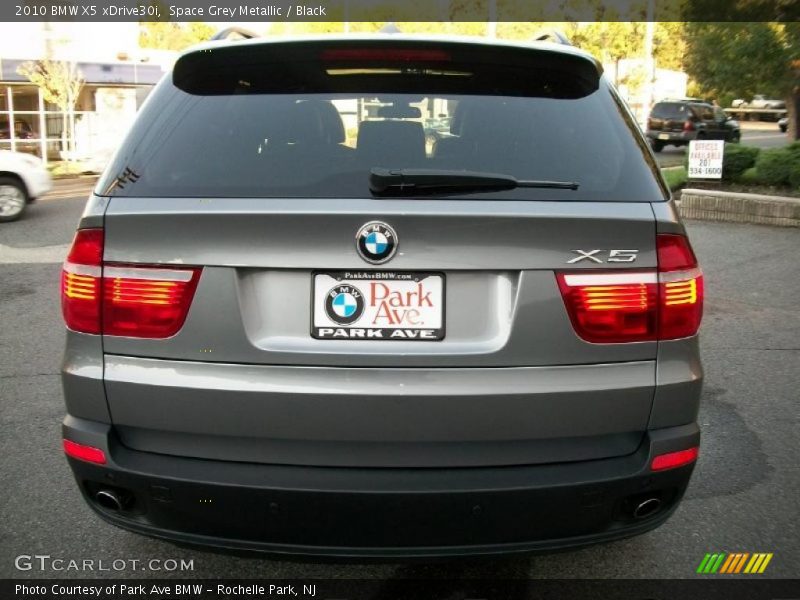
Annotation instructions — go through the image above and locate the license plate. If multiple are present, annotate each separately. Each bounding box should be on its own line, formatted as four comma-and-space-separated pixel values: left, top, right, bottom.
658, 133, 670, 140
312, 271, 444, 341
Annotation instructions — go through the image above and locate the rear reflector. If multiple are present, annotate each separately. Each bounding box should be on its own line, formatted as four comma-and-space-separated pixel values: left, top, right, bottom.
63, 439, 106, 465
61, 228, 201, 338
651, 446, 699, 471
558, 234, 703, 343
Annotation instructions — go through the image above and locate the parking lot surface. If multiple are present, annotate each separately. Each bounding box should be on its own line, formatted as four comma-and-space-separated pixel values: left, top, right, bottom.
1, 194, 798, 579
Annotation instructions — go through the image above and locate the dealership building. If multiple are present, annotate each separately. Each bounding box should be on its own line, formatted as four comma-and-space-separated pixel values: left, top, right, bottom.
0, 23, 173, 163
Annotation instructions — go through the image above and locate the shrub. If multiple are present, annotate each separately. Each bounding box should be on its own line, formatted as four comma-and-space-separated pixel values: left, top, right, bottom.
786, 141, 800, 160
753, 148, 796, 186
737, 166, 761, 185
789, 168, 800, 190
721, 144, 760, 180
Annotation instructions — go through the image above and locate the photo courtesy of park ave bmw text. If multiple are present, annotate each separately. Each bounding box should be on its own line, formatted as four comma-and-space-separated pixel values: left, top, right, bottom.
0, 1, 798, 598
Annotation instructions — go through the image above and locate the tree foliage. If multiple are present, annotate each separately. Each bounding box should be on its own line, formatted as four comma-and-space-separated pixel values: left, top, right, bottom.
139, 22, 215, 50
17, 59, 83, 112
684, 23, 794, 100
685, 22, 800, 138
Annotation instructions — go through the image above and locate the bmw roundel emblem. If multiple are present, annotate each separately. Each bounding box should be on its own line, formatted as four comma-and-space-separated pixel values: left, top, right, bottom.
324, 284, 364, 325
356, 221, 398, 264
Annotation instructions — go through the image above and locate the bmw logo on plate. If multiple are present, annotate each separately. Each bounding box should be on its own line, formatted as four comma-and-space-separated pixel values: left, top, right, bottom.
324, 284, 365, 325
356, 222, 398, 264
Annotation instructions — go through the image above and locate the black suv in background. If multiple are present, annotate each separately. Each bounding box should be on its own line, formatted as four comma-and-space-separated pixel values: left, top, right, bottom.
647, 99, 740, 152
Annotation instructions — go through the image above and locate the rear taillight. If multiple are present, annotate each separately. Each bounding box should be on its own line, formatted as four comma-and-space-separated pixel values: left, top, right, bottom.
557, 234, 703, 343
682, 119, 695, 132
61, 228, 201, 338
556, 271, 658, 343
102, 265, 200, 338
657, 234, 704, 340
61, 229, 104, 334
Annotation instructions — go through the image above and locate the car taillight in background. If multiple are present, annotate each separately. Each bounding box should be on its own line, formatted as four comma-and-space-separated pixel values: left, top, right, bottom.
557, 233, 703, 343
61, 228, 201, 338
682, 119, 695, 132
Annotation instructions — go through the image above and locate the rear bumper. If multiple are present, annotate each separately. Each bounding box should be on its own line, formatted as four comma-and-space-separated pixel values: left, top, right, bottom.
646, 131, 694, 144
63, 416, 699, 558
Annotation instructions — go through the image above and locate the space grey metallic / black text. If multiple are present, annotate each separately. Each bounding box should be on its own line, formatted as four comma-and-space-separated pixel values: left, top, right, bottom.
60, 33, 704, 557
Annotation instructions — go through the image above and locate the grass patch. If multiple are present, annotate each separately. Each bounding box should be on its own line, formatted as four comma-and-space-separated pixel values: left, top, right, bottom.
661, 166, 687, 191
46, 160, 95, 178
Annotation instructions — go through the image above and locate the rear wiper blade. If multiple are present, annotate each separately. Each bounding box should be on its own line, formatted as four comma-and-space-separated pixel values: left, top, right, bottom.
369, 168, 579, 196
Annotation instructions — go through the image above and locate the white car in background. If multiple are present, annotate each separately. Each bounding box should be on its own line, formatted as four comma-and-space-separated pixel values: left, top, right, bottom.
0, 150, 52, 222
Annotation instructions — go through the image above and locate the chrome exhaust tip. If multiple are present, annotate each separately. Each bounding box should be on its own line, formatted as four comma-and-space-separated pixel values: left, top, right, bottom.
95, 489, 124, 511
633, 497, 662, 519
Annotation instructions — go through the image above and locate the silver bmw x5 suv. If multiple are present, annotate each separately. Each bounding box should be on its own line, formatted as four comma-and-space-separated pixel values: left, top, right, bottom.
60, 35, 703, 557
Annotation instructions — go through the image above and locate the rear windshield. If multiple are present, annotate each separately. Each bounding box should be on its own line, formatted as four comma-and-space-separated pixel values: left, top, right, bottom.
98, 43, 665, 202
651, 102, 693, 120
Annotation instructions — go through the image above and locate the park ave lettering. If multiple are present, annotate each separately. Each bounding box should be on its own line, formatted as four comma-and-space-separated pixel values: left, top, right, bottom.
370, 281, 433, 326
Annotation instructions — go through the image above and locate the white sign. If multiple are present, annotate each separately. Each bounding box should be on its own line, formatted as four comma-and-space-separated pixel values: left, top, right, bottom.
688, 140, 724, 179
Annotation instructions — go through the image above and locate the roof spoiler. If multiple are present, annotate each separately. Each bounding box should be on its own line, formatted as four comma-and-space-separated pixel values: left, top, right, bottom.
532, 29, 572, 46
210, 27, 259, 42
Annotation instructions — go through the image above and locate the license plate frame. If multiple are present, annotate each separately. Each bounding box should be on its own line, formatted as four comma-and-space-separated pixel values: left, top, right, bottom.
311, 271, 445, 341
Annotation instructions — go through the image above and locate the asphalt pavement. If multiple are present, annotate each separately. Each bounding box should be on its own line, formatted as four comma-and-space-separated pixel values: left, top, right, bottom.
0, 193, 798, 580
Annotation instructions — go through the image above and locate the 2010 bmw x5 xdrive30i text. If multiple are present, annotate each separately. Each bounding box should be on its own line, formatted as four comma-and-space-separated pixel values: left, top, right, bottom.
60, 35, 703, 557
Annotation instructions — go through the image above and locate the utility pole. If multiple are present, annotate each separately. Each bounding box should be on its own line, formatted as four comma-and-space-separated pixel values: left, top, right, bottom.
641, 0, 656, 128
487, 0, 497, 38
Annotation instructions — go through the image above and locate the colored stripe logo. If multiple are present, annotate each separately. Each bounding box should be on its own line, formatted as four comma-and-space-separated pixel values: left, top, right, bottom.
697, 552, 773, 574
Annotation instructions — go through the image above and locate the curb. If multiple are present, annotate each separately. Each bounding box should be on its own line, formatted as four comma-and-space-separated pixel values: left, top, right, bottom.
679, 188, 800, 227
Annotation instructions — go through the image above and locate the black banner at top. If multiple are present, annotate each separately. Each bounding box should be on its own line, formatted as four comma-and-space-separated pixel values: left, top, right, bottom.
3, 0, 799, 22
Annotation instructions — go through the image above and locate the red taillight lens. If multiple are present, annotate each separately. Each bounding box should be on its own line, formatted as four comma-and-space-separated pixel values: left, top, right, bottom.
657, 234, 698, 271
558, 234, 703, 343
557, 272, 658, 343
651, 446, 699, 471
683, 119, 695, 132
657, 234, 704, 340
61, 229, 200, 338
102, 265, 201, 338
61, 229, 104, 334
63, 439, 106, 464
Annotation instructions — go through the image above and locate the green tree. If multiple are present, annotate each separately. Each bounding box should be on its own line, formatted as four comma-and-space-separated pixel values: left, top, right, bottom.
684, 22, 800, 139
139, 22, 216, 50
17, 59, 84, 159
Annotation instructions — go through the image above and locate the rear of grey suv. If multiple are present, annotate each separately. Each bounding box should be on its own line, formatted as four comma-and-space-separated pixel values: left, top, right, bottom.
60, 36, 703, 557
